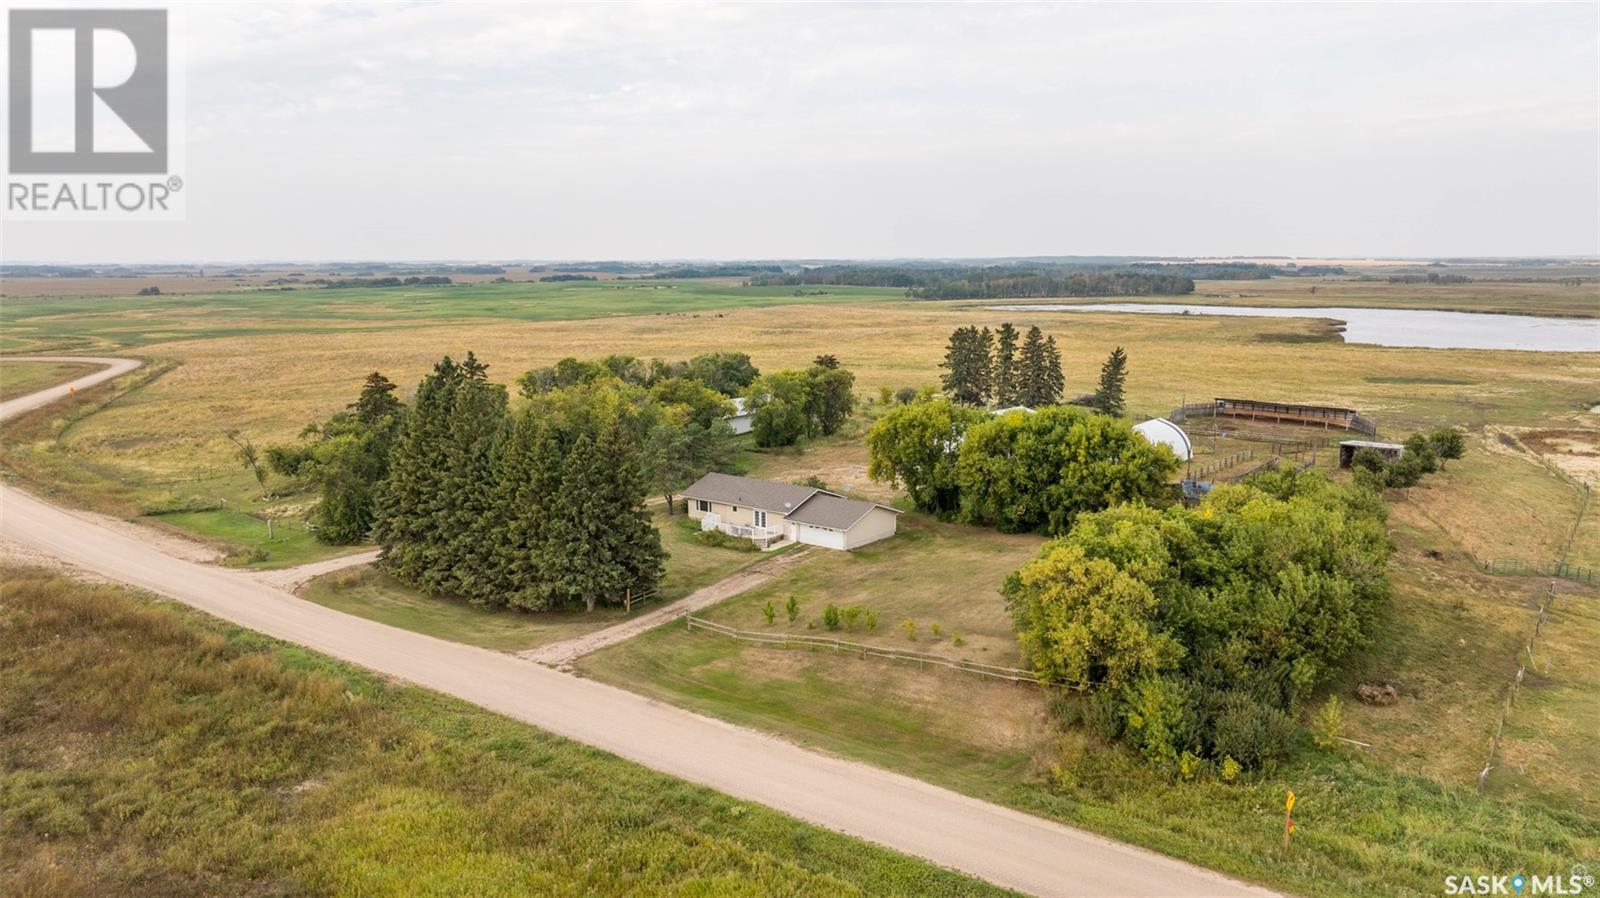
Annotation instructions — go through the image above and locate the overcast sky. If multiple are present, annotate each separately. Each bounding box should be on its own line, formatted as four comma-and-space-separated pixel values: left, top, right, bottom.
4, 1, 1596, 263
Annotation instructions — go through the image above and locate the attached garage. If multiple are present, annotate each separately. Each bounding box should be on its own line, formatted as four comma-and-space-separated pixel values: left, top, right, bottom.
782, 493, 902, 550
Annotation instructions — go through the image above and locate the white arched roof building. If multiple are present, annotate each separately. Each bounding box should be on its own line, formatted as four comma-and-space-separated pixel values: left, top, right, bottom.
1133, 417, 1193, 461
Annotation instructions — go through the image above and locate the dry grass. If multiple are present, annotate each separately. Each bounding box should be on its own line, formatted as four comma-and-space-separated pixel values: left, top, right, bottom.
12, 300, 1592, 516
0, 361, 100, 401
0, 566, 1004, 898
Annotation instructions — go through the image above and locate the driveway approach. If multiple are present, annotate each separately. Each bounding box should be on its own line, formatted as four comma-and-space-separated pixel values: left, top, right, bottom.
0, 357, 1277, 898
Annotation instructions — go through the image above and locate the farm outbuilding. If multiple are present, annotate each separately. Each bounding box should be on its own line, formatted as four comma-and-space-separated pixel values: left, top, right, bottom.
721, 397, 754, 435
1338, 440, 1404, 468
1133, 417, 1193, 461
1212, 398, 1377, 435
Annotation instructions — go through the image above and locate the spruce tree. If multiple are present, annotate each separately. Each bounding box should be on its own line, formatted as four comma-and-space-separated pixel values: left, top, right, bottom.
595, 417, 665, 607
993, 323, 1019, 406
1042, 335, 1065, 405
941, 326, 994, 406
350, 372, 402, 425
492, 410, 562, 611
373, 356, 462, 584
438, 377, 508, 600
1017, 326, 1047, 407
976, 327, 994, 404
1093, 346, 1128, 417
542, 430, 610, 611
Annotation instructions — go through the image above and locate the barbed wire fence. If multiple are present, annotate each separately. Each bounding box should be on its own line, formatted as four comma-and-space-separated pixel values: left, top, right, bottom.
1478, 579, 1559, 794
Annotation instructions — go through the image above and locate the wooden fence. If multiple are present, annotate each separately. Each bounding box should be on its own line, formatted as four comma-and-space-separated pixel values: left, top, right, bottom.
1190, 449, 1252, 480
682, 614, 1085, 690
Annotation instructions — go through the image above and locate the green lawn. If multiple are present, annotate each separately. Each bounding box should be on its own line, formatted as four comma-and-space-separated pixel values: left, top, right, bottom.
148, 508, 357, 569
299, 510, 777, 652
0, 566, 1005, 897
0, 360, 100, 401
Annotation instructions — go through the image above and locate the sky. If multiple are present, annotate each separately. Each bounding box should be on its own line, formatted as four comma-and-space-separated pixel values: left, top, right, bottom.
3, 1, 1597, 263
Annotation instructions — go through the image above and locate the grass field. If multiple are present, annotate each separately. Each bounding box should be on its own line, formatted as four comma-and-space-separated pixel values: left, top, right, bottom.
298, 511, 780, 652
0, 279, 910, 353
0, 566, 1004, 898
0, 360, 100, 401
3, 294, 1592, 554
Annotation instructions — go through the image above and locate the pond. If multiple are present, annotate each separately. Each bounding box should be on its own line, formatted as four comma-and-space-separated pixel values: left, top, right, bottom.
985, 303, 1600, 352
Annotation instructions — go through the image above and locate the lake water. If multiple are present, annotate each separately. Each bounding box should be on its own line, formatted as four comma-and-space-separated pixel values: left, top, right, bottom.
985, 303, 1600, 352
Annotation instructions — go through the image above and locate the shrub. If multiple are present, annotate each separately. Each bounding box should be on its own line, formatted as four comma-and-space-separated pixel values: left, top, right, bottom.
930, 623, 943, 638
1429, 426, 1466, 465
952, 634, 965, 648
865, 610, 879, 630
842, 605, 863, 631
785, 595, 799, 623
1219, 756, 1242, 783
1311, 695, 1345, 749
1402, 433, 1439, 474
822, 603, 842, 631
761, 601, 775, 625
877, 385, 894, 405
900, 618, 917, 641
1177, 751, 1203, 782
895, 386, 919, 405
1207, 692, 1294, 770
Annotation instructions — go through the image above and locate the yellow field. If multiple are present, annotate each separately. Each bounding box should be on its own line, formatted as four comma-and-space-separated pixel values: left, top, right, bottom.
13, 301, 1590, 512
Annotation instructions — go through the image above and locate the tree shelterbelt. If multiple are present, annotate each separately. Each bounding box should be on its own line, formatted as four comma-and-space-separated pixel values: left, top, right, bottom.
942, 323, 1062, 408
373, 354, 666, 612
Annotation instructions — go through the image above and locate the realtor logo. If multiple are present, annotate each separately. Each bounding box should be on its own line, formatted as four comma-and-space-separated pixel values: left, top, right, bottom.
5, 7, 183, 219
8, 8, 167, 173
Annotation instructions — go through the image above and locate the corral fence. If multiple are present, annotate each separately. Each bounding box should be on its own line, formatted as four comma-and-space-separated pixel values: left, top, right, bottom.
682, 614, 1086, 690
1190, 449, 1253, 480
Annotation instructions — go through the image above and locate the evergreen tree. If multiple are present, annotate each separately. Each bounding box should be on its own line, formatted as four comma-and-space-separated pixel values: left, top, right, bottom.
491, 410, 569, 610
1042, 336, 1065, 405
976, 327, 994, 403
541, 430, 609, 611
940, 326, 992, 406
593, 417, 666, 610
1093, 347, 1128, 417
350, 372, 402, 425
1017, 326, 1048, 407
373, 356, 463, 584
439, 377, 508, 600
993, 323, 1019, 406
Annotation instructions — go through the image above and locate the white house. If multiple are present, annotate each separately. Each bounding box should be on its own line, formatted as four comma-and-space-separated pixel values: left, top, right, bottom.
722, 397, 754, 435
682, 472, 901, 550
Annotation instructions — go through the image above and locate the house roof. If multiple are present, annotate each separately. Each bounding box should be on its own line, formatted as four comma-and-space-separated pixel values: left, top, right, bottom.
682, 472, 819, 514
727, 397, 750, 417
785, 492, 901, 531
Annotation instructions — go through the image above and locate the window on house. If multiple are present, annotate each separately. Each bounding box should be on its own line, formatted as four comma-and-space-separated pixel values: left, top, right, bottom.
695, 499, 711, 513
753, 510, 767, 528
